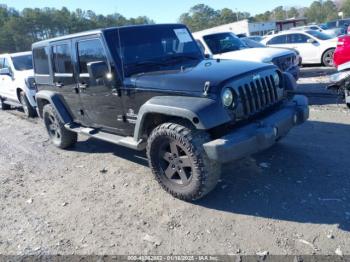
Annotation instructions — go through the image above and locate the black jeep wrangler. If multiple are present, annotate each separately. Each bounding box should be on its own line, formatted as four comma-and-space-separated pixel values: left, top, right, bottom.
32, 24, 309, 201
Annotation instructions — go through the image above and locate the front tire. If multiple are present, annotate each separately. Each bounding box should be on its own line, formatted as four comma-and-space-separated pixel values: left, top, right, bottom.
43, 104, 77, 149
322, 48, 335, 67
147, 122, 220, 201
19, 91, 36, 118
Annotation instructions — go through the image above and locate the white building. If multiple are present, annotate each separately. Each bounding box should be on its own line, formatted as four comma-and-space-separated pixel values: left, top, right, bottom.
193, 19, 276, 36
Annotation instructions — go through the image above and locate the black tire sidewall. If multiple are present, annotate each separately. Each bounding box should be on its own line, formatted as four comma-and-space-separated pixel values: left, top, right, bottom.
43, 104, 62, 147
148, 131, 203, 197
42, 104, 77, 149
147, 123, 220, 201
20, 92, 35, 117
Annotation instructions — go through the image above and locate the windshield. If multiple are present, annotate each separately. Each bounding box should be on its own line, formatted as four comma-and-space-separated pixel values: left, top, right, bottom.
306, 30, 333, 40
106, 25, 203, 77
11, 54, 33, 71
203, 33, 247, 55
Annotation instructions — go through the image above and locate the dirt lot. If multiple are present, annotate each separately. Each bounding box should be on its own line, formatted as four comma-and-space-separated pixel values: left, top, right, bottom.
0, 67, 350, 256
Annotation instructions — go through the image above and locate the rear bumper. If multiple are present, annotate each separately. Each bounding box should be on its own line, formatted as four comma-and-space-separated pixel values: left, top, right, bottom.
203, 95, 309, 163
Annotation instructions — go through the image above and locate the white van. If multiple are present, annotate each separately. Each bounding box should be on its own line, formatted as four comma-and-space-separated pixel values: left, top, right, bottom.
0, 51, 37, 117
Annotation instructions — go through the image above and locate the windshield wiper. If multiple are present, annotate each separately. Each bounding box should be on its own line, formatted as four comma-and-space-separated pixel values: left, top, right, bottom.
162, 55, 200, 64
127, 60, 167, 69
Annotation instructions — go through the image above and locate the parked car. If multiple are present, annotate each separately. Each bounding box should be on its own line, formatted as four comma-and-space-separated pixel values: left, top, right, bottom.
193, 31, 300, 80
242, 36, 263, 42
240, 37, 265, 48
0, 51, 37, 117
333, 35, 350, 68
261, 30, 338, 67
33, 24, 309, 201
290, 25, 324, 32
321, 19, 350, 37
238, 37, 303, 66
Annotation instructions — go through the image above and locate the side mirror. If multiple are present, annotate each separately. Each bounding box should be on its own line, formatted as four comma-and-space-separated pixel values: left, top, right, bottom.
204, 53, 212, 59
87, 61, 109, 80
307, 38, 317, 44
0, 68, 12, 76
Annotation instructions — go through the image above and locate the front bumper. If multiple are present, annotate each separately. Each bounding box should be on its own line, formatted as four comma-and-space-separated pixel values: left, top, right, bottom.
203, 95, 309, 163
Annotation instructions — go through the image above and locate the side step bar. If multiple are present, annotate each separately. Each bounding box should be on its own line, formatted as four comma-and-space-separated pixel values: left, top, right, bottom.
64, 123, 146, 151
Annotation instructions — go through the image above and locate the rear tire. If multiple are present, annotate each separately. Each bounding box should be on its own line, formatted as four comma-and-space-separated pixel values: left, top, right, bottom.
0, 97, 10, 110
19, 91, 36, 118
43, 104, 77, 149
347, 103, 350, 109
322, 48, 335, 67
147, 122, 220, 201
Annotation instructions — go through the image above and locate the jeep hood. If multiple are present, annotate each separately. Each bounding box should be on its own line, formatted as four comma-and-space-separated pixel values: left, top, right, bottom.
213, 48, 294, 63
129, 59, 273, 93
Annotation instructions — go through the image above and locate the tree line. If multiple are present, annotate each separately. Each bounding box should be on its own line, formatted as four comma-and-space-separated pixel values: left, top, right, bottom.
179, 0, 350, 32
0, 6, 153, 53
2, 1, 350, 53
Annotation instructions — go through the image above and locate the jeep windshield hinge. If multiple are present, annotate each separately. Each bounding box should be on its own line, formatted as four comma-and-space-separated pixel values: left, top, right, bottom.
203, 81, 211, 96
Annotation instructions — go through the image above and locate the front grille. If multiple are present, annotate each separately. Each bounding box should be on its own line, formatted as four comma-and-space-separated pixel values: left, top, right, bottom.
272, 54, 295, 72
238, 76, 278, 115
231, 70, 284, 120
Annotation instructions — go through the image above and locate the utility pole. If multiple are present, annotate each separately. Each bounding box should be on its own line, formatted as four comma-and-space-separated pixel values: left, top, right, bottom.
235, 8, 239, 21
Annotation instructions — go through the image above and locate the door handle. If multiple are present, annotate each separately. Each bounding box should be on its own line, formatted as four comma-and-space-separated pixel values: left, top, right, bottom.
55, 82, 64, 88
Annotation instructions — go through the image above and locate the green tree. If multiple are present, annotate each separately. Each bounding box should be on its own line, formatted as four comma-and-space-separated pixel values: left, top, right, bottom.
287, 7, 299, 18
179, 4, 219, 32
341, 0, 350, 17
272, 6, 286, 20
0, 5, 154, 53
305, 0, 338, 23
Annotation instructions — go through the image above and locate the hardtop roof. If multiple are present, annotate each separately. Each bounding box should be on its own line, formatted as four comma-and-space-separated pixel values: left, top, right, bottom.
32, 24, 186, 49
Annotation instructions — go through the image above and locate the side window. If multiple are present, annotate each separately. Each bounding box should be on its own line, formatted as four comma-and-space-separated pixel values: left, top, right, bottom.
267, 35, 286, 45
288, 34, 310, 44
33, 47, 50, 75
0, 58, 4, 69
52, 44, 73, 74
77, 39, 107, 74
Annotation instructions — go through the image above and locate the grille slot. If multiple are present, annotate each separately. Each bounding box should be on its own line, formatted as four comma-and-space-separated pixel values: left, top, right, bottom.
235, 72, 280, 117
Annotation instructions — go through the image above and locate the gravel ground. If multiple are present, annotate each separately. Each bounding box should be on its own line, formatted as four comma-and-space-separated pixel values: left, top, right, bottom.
0, 67, 350, 256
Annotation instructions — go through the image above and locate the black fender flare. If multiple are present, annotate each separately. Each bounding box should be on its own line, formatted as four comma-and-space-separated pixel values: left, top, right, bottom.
35, 91, 73, 124
134, 96, 231, 140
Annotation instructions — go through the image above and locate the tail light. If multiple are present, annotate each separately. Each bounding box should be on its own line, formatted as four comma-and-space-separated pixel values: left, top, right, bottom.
338, 37, 345, 47
337, 36, 350, 47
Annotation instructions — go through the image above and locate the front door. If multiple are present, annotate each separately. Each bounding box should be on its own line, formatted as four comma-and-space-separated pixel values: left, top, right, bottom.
287, 34, 319, 63
51, 40, 83, 122
74, 36, 125, 134
0, 58, 16, 100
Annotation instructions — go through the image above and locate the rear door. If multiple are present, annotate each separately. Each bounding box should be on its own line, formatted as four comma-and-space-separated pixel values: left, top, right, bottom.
51, 40, 85, 122
74, 36, 126, 133
266, 34, 288, 48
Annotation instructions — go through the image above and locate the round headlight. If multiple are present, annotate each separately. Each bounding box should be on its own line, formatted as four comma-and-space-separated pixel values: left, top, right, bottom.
273, 71, 281, 88
222, 88, 234, 107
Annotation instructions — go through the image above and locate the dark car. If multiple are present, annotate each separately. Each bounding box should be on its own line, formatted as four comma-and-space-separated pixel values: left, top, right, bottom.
32, 24, 309, 201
